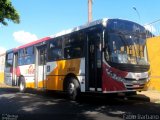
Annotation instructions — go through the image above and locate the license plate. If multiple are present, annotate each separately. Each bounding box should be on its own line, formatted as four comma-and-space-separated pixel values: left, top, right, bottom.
133, 84, 140, 87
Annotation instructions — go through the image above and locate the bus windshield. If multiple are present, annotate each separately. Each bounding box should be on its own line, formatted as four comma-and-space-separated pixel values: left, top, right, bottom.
105, 20, 149, 65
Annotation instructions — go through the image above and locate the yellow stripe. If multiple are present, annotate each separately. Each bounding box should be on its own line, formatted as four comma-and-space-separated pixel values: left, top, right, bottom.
47, 58, 81, 90
26, 59, 81, 90
38, 80, 47, 88
26, 82, 35, 88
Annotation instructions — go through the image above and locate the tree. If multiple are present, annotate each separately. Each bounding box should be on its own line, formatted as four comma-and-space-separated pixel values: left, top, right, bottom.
0, 0, 20, 26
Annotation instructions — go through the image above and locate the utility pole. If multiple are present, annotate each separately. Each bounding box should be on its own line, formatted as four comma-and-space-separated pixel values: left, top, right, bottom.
88, 0, 92, 23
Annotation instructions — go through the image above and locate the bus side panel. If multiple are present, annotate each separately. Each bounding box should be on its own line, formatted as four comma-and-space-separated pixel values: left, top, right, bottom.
46, 58, 82, 91
77, 58, 85, 92
4, 67, 13, 86
18, 64, 35, 88
37, 73, 46, 88
37, 65, 46, 88
46, 75, 64, 91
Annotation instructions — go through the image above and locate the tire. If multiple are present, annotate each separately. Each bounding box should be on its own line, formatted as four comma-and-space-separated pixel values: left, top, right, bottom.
66, 77, 80, 100
19, 76, 26, 92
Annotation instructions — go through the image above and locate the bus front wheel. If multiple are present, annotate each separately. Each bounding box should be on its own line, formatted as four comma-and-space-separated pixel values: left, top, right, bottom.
66, 77, 80, 100
19, 77, 26, 92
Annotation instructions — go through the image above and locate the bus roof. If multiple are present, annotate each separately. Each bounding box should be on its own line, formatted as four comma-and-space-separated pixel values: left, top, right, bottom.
15, 37, 50, 50
50, 18, 109, 38
6, 18, 108, 52
6, 48, 15, 53
49, 18, 146, 39
7, 18, 145, 52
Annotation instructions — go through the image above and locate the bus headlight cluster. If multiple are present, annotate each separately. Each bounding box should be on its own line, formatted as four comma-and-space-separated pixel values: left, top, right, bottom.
106, 69, 125, 82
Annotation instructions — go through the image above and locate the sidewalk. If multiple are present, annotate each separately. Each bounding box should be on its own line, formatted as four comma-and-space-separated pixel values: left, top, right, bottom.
0, 83, 13, 88
137, 90, 160, 103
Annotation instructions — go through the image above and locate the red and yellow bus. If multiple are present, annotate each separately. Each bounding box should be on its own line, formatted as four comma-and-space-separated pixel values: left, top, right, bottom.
4, 18, 150, 100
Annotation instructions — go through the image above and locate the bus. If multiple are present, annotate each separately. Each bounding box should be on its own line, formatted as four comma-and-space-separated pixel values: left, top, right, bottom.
4, 18, 150, 100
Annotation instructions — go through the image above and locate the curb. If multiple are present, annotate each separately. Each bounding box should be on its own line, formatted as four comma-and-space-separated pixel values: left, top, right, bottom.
0, 83, 160, 103
137, 90, 160, 103
0, 83, 13, 88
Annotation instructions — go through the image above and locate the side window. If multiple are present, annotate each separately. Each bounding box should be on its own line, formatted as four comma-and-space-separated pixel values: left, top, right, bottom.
64, 31, 85, 59
6, 52, 13, 67
48, 38, 63, 61
18, 46, 34, 65
18, 49, 25, 65
25, 47, 34, 64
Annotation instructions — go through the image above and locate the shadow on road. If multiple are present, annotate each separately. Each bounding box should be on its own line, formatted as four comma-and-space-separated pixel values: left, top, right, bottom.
0, 88, 160, 120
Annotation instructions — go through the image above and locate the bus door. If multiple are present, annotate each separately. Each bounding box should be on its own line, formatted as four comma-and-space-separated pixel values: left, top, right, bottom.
5, 51, 14, 86
37, 45, 47, 89
87, 30, 102, 91
13, 52, 18, 86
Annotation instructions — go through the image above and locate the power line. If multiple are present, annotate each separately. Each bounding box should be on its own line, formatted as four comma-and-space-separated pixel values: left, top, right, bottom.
144, 19, 160, 26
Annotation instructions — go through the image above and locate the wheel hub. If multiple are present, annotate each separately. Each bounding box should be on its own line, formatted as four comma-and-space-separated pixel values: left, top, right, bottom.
20, 82, 24, 91
68, 83, 75, 94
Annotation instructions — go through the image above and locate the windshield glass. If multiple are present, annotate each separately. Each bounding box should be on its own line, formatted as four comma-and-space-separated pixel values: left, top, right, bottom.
105, 20, 148, 65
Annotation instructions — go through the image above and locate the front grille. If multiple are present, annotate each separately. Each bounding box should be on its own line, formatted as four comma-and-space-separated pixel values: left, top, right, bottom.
125, 84, 145, 90
124, 78, 148, 90
125, 78, 148, 82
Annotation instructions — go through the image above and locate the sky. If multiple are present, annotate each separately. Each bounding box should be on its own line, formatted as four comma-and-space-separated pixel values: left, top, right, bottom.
0, 0, 160, 53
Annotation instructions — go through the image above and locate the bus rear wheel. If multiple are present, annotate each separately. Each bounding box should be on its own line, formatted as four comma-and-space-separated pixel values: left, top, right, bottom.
66, 77, 80, 101
19, 77, 26, 92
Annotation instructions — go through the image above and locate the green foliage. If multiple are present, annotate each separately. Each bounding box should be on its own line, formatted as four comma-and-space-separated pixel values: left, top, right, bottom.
0, 0, 20, 26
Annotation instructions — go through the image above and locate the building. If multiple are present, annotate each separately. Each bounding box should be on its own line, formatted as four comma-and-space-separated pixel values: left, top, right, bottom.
147, 36, 160, 91
0, 52, 6, 84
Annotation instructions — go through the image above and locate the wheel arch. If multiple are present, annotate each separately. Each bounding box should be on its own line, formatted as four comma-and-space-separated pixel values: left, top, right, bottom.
18, 75, 25, 86
63, 73, 80, 92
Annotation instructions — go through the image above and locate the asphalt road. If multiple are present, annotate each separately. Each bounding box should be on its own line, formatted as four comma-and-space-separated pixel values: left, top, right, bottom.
0, 88, 160, 120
